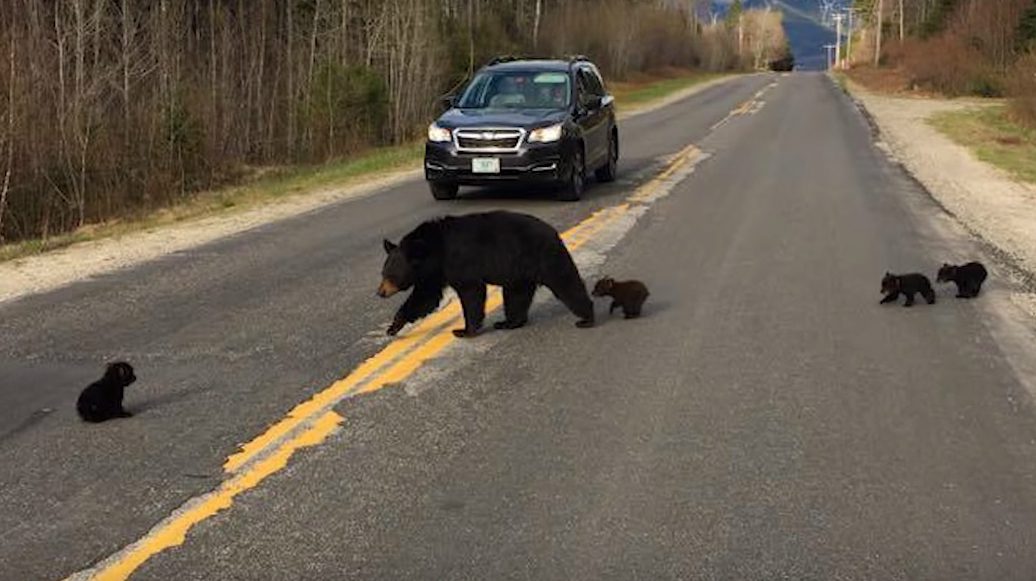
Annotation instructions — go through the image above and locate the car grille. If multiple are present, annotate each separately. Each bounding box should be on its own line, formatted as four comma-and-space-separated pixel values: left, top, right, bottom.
455, 129, 524, 151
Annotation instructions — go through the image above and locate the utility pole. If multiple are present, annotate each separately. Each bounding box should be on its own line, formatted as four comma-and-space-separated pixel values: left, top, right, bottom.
738, 13, 744, 59
834, 13, 843, 69
846, 8, 854, 69
874, 0, 884, 66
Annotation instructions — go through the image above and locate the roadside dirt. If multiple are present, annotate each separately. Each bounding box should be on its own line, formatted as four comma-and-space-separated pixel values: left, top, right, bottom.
845, 79, 1036, 288
0, 74, 742, 306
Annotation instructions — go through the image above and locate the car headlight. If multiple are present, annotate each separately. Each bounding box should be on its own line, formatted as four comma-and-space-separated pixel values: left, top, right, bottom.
528, 123, 563, 143
428, 123, 452, 143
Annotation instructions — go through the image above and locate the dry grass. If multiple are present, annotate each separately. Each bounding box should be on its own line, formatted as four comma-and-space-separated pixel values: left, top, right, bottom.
929, 105, 1036, 185
609, 68, 723, 110
0, 144, 423, 262
846, 65, 938, 97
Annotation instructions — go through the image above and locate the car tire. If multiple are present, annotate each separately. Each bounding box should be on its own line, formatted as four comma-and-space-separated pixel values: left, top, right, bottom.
558, 148, 585, 202
595, 133, 618, 183
429, 182, 459, 200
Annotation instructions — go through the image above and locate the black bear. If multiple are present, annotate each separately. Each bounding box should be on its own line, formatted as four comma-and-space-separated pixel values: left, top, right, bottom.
936, 261, 988, 298
880, 272, 936, 307
591, 277, 650, 319
77, 362, 136, 423
377, 211, 595, 337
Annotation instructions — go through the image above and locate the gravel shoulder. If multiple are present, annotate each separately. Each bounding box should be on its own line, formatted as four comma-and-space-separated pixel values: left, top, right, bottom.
844, 79, 1036, 283
0, 74, 742, 306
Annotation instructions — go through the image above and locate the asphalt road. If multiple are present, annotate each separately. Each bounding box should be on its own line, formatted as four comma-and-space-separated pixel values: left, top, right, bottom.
3, 73, 1036, 580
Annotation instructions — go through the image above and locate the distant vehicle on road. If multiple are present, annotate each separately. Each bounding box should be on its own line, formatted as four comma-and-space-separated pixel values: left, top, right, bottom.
424, 55, 619, 201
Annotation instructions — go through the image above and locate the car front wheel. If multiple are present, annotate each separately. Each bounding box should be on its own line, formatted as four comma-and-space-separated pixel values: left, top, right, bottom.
595, 134, 618, 183
558, 148, 585, 202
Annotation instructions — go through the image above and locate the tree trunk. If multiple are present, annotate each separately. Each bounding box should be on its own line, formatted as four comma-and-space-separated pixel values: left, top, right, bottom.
898, 0, 904, 41
533, 0, 542, 49
874, 0, 883, 66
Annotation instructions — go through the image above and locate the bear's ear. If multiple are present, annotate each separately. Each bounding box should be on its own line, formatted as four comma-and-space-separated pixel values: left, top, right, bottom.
383, 239, 397, 254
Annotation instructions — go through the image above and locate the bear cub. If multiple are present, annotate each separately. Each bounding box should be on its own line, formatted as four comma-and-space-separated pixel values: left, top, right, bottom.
76, 362, 136, 423
880, 272, 936, 307
936, 261, 987, 298
591, 277, 649, 319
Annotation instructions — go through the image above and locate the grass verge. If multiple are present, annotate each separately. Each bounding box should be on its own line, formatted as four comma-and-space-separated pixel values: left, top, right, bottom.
1, 68, 727, 263
929, 105, 1036, 185
0, 143, 423, 262
610, 68, 724, 111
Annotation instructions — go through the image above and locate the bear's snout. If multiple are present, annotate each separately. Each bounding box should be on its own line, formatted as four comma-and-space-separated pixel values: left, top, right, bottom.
377, 279, 400, 298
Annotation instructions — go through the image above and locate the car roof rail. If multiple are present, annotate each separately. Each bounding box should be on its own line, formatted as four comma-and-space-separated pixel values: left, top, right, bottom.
486, 55, 522, 66
566, 54, 590, 63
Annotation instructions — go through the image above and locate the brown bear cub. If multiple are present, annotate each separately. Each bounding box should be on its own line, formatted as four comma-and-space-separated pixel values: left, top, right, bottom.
592, 277, 649, 319
76, 362, 136, 423
880, 272, 936, 307
936, 261, 987, 298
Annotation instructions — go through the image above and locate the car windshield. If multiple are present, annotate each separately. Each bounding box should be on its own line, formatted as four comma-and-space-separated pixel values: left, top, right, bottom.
456, 71, 571, 110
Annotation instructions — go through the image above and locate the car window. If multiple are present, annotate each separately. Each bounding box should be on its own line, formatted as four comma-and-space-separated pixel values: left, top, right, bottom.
587, 68, 607, 96
457, 71, 570, 109
576, 69, 595, 107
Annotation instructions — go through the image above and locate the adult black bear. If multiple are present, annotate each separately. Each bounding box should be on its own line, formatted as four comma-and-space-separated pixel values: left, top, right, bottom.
377, 211, 595, 337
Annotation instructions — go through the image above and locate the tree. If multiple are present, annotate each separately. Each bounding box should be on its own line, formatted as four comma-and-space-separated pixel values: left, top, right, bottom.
1018, 3, 1036, 51
725, 0, 743, 29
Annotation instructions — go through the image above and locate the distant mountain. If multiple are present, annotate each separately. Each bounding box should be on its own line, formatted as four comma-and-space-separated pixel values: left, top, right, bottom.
708, 0, 840, 71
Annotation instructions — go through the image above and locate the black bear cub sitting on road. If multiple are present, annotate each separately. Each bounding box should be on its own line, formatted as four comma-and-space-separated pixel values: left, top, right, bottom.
591, 277, 649, 319
378, 210, 595, 337
77, 362, 136, 423
937, 261, 988, 298
880, 272, 936, 307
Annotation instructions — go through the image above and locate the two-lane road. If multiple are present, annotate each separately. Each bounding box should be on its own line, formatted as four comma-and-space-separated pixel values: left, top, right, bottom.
3, 73, 1036, 580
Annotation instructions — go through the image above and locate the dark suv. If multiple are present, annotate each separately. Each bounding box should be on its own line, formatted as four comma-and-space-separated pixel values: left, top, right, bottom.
424, 56, 619, 201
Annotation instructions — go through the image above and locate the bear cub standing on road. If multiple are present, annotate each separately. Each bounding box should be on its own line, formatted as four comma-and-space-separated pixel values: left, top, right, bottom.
936, 261, 988, 298
76, 362, 136, 423
880, 272, 936, 307
378, 210, 595, 337
591, 277, 649, 319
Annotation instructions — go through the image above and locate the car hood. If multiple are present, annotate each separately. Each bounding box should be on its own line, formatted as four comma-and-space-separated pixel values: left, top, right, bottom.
438, 108, 567, 129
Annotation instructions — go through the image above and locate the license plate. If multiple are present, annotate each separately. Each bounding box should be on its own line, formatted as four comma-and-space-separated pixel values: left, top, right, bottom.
472, 157, 500, 174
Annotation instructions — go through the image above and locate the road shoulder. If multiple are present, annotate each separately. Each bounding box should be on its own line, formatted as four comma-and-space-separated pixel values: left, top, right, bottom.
0, 74, 742, 306
840, 78, 1036, 288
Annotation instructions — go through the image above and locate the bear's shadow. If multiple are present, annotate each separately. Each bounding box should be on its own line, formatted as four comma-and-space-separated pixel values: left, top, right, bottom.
592, 298, 670, 323
131, 385, 212, 414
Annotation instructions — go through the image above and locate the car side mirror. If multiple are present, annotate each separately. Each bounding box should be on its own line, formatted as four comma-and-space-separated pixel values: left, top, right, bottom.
440, 95, 457, 109
587, 95, 603, 110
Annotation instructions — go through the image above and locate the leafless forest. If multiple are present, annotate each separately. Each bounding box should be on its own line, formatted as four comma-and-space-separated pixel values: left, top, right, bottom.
854, 0, 1036, 122
0, 0, 788, 245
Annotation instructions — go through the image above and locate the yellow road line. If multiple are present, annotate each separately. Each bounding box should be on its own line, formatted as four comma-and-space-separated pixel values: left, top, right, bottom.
92, 411, 343, 581
81, 143, 695, 581
223, 301, 463, 473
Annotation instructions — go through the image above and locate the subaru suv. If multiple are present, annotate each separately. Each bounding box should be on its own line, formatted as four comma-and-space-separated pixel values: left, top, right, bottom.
424, 56, 619, 201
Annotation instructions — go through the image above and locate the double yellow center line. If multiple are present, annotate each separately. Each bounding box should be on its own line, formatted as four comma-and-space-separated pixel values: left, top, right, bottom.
80, 143, 703, 581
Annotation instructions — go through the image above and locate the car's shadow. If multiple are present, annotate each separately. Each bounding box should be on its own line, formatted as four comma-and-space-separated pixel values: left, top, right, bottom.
444, 159, 655, 206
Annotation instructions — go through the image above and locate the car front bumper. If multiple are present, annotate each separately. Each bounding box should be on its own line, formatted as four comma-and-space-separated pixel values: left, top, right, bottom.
424, 141, 570, 185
